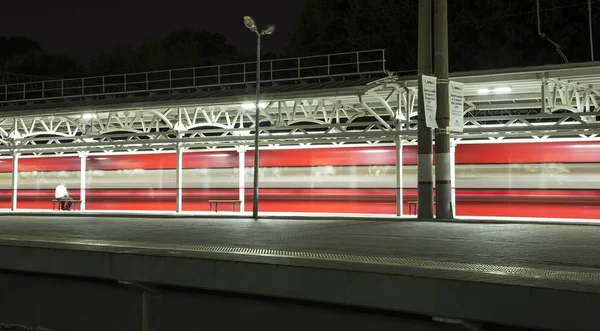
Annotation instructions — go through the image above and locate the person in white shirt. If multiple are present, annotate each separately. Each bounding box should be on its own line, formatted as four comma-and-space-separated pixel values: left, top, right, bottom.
55, 181, 73, 211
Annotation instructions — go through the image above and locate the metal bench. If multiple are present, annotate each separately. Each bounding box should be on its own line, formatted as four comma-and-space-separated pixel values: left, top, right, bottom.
52, 199, 82, 211
407, 200, 436, 215
209, 200, 242, 212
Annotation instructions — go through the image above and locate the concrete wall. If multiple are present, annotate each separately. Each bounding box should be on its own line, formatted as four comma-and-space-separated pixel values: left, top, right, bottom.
0, 270, 462, 331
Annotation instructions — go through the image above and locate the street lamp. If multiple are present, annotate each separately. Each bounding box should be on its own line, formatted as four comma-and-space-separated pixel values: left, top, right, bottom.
244, 15, 275, 219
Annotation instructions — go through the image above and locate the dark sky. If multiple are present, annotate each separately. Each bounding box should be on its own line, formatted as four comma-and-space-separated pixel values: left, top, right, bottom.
0, 0, 307, 62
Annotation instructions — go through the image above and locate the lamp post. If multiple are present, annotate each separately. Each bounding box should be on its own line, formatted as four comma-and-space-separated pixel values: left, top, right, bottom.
244, 15, 275, 219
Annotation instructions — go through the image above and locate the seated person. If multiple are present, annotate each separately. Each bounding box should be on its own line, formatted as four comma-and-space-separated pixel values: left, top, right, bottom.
55, 181, 73, 211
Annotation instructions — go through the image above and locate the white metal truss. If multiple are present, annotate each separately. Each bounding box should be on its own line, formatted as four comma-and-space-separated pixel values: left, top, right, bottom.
0, 56, 599, 156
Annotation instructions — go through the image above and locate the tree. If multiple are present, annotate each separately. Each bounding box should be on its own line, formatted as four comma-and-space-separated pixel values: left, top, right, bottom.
286, 0, 417, 72
447, 0, 581, 71
138, 41, 168, 71
158, 28, 242, 68
1, 36, 82, 78
286, 0, 353, 56
89, 28, 244, 75
343, 0, 418, 72
88, 43, 139, 75
286, 0, 599, 72
0, 36, 42, 65
1, 49, 82, 77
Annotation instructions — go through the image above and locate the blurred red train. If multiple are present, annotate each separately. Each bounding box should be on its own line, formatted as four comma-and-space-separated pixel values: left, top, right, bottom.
1, 140, 599, 219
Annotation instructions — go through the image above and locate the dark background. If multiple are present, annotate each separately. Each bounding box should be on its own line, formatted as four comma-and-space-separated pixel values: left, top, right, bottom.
1, 0, 598, 77
0, 0, 307, 61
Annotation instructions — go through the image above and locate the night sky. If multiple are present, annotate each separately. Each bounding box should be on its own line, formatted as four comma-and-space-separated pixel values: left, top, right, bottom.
0, 0, 307, 62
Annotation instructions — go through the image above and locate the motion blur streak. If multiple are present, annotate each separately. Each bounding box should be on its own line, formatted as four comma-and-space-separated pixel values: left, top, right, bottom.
1, 141, 599, 219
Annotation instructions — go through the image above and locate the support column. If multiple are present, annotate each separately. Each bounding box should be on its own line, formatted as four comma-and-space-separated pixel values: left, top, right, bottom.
238, 148, 246, 212
395, 135, 403, 216
450, 139, 456, 217
11, 153, 18, 211
79, 152, 87, 211
417, 0, 434, 218
541, 78, 547, 113
252, 34, 262, 219
434, 0, 453, 219
174, 108, 186, 213
175, 144, 183, 213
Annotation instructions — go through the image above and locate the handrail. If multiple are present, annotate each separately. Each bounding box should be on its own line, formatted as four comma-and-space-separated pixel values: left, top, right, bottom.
0, 72, 56, 85
0, 49, 386, 105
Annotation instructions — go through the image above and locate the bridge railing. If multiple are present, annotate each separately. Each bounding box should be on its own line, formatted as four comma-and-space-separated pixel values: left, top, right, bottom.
0, 49, 386, 104
0, 72, 56, 85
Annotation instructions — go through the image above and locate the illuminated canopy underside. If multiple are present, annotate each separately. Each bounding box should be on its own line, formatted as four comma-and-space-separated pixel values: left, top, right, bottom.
0, 50, 599, 156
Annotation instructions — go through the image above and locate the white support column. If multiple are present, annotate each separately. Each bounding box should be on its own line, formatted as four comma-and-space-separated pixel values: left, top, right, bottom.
175, 143, 183, 213
174, 108, 185, 213
238, 148, 246, 212
395, 136, 403, 216
541, 78, 548, 113
11, 153, 18, 211
79, 152, 87, 211
450, 139, 456, 217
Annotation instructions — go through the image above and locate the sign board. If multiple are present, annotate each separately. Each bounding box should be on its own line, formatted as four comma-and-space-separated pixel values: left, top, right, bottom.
449, 81, 465, 132
421, 75, 438, 128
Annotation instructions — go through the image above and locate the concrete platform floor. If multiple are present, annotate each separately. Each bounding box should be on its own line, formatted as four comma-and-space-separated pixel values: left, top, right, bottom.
1, 212, 599, 271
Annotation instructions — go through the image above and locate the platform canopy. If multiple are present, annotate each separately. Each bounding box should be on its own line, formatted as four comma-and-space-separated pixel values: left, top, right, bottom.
0, 49, 599, 156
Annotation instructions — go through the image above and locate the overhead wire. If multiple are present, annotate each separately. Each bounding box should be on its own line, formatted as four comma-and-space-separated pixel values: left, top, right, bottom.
536, 0, 568, 63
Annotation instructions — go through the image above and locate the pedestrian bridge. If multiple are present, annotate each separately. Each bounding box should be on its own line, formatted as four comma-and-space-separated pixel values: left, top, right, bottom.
0, 49, 598, 156
0, 50, 599, 219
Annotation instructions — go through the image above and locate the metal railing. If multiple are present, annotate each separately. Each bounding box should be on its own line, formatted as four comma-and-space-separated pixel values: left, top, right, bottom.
0, 49, 386, 105
0, 72, 55, 85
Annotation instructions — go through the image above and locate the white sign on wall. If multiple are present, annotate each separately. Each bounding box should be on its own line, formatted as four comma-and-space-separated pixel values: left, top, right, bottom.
421, 75, 438, 128
449, 81, 465, 132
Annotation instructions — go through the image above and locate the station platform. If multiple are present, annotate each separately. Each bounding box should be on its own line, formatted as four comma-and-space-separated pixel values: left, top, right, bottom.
0, 213, 599, 330
2, 208, 600, 225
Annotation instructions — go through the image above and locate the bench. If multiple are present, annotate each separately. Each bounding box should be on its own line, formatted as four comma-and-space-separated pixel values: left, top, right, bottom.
209, 200, 242, 212
407, 200, 436, 215
52, 199, 82, 211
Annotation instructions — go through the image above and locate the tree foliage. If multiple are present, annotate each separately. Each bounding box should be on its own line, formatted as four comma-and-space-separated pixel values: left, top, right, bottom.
0, 36, 81, 77
0, 36, 42, 64
88, 28, 244, 75
1, 28, 244, 77
286, 0, 417, 71
2, 1, 599, 77
2, 50, 82, 76
447, 0, 594, 71
287, 0, 600, 72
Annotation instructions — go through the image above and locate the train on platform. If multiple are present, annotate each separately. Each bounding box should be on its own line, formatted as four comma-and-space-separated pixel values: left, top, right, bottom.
1, 140, 599, 219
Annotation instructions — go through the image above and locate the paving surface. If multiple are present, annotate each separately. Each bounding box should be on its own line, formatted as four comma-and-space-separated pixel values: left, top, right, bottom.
1, 214, 599, 272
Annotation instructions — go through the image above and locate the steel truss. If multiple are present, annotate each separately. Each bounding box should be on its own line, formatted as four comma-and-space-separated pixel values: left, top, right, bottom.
0, 56, 599, 156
